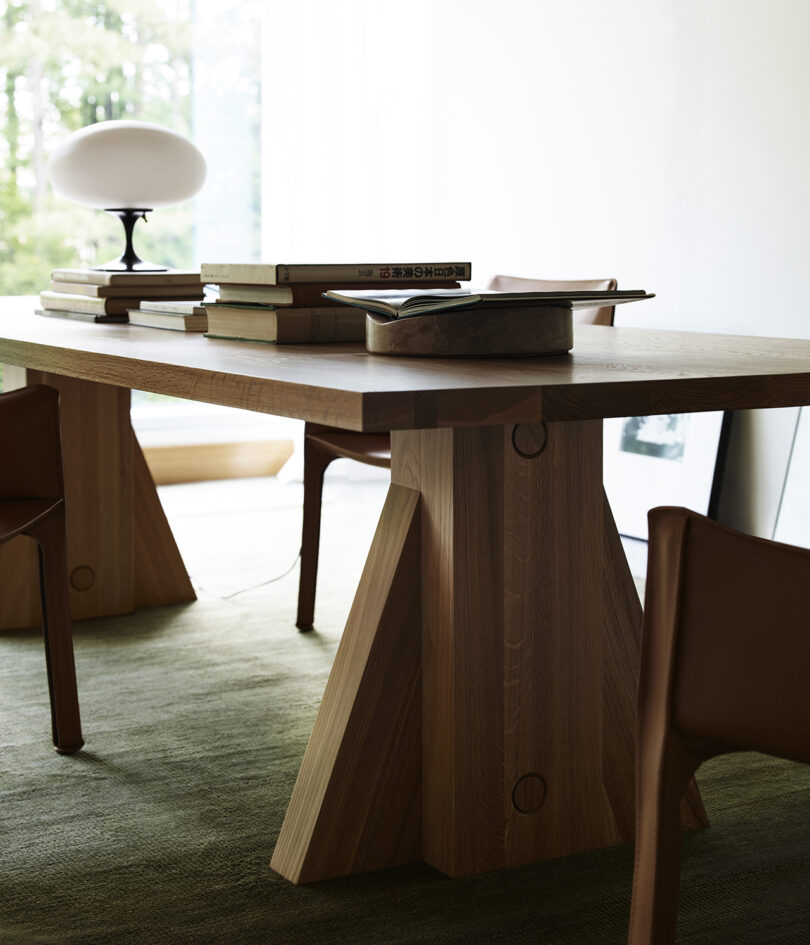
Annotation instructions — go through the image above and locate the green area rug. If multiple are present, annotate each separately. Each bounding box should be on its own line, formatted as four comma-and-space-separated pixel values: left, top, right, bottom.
1, 478, 808, 944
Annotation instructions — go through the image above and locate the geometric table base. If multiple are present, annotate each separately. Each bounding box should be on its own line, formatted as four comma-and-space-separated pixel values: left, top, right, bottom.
272, 422, 708, 882
0, 367, 194, 630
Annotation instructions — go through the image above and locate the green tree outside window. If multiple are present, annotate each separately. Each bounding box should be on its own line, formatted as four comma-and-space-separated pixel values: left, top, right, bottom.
0, 0, 195, 298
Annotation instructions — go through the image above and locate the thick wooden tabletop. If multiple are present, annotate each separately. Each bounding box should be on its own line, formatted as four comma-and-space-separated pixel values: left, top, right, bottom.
1, 298, 808, 431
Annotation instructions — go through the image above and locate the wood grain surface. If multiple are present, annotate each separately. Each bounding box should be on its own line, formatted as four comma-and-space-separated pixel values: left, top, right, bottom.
1, 299, 809, 431
142, 439, 294, 485
0, 366, 194, 628
0, 369, 134, 626
271, 483, 422, 883
384, 423, 706, 879
131, 429, 196, 609
365, 305, 573, 357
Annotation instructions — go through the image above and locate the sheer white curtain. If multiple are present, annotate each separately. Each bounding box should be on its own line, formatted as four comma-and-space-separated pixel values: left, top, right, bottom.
134, 0, 290, 449
261, 0, 451, 266
193, 0, 262, 265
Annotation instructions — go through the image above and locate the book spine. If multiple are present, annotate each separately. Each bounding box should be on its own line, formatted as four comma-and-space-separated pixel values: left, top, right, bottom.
205, 303, 362, 319
50, 269, 203, 287
128, 312, 207, 331
217, 281, 461, 306
138, 301, 206, 315
275, 263, 471, 285
50, 270, 113, 286
201, 263, 472, 286
35, 308, 127, 324
51, 282, 205, 300
274, 309, 365, 343
201, 264, 277, 285
205, 307, 366, 344
204, 333, 276, 344
218, 286, 294, 305
40, 292, 134, 315
50, 282, 105, 297
40, 291, 105, 314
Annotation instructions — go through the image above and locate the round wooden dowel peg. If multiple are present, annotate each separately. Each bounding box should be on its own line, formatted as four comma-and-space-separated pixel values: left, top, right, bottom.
512, 773, 548, 813
512, 422, 548, 458
69, 565, 95, 592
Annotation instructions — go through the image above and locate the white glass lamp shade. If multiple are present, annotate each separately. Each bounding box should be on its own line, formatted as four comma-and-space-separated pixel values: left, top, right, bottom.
48, 120, 206, 210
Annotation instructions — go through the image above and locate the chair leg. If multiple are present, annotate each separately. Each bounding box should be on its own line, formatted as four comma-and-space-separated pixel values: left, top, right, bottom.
296, 437, 337, 632
627, 733, 699, 945
29, 507, 84, 754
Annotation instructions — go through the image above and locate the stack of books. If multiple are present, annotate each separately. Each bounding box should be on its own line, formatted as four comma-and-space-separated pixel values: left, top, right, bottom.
199, 261, 472, 344
38, 269, 205, 324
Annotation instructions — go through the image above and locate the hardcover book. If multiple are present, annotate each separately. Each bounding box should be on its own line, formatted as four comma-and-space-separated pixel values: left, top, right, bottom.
204, 305, 366, 344
127, 307, 208, 332
51, 281, 205, 299
50, 268, 203, 287
216, 280, 461, 307
138, 300, 208, 316
40, 291, 136, 316
35, 308, 127, 324
200, 261, 472, 286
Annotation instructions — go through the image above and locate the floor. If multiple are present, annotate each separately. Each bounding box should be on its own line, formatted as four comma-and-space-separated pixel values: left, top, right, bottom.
156, 470, 648, 605
157, 471, 389, 604
4, 474, 809, 945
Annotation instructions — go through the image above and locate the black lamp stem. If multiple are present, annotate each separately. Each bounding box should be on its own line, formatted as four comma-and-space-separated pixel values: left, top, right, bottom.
95, 208, 167, 272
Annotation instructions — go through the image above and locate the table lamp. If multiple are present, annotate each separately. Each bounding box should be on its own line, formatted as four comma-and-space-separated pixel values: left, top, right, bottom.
47, 120, 206, 271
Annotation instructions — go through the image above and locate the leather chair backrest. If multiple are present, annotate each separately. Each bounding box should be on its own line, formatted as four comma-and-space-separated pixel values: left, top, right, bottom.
0, 385, 65, 500
486, 275, 617, 326
648, 507, 810, 765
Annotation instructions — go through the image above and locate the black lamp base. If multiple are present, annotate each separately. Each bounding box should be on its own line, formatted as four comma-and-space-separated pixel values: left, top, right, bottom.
93, 209, 168, 272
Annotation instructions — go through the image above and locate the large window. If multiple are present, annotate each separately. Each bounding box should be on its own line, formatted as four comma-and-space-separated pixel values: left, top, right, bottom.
1, 0, 263, 282
1, 0, 200, 290
1, 0, 272, 447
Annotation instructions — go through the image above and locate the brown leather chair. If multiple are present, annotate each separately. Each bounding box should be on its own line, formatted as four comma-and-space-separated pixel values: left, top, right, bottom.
0, 384, 83, 753
486, 275, 617, 325
628, 507, 810, 945
295, 276, 617, 630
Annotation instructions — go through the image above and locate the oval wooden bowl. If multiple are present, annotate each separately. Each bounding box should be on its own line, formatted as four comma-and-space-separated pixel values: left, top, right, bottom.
365, 305, 573, 358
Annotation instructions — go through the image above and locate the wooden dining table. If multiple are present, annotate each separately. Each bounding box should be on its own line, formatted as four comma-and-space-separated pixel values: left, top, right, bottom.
1, 297, 809, 884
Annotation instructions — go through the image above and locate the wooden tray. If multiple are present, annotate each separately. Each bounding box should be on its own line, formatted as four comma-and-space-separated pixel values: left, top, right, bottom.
365, 305, 573, 357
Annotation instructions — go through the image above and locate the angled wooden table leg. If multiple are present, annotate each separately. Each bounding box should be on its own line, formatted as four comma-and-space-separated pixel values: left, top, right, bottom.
130, 427, 196, 609
270, 483, 422, 884
392, 421, 705, 879
0, 368, 194, 629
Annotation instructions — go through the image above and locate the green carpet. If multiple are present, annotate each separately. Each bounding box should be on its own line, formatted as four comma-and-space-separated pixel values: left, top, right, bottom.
1, 479, 809, 944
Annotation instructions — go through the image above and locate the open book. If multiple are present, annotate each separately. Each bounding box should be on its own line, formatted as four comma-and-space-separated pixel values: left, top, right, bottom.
323, 288, 654, 320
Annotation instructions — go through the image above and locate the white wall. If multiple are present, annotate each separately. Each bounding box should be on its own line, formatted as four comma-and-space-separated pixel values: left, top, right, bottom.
670, 0, 810, 338
261, 0, 810, 536
264, 0, 810, 335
